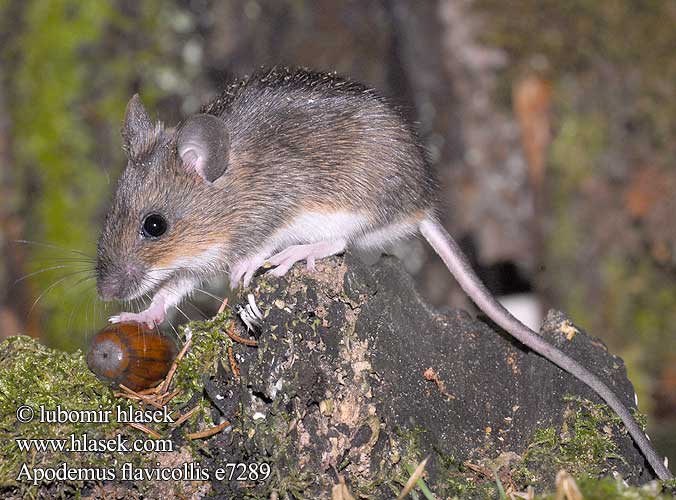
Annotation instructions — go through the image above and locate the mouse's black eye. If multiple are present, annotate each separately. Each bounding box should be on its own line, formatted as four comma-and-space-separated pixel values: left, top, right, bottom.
141, 214, 168, 239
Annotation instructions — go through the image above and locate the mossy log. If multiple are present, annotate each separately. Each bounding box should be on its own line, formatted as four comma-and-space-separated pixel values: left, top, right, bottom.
208, 254, 652, 498
0, 254, 658, 499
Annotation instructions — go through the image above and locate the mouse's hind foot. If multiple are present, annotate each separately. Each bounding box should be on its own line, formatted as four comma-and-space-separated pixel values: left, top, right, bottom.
229, 239, 347, 289
266, 239, 347, 277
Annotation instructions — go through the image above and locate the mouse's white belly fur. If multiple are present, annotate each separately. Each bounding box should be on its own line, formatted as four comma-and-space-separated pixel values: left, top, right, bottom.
268, 210, 420, 251
228, 210, 423, 288
271, 211, 370, 247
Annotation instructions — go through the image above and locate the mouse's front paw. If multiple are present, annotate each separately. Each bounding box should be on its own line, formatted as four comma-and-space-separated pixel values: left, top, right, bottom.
108, 307, 166, 329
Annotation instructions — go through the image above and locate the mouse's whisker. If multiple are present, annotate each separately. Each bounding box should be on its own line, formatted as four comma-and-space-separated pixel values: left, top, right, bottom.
14, 265, 92, 285
28, 255, 96, 264
71, 275, 97, 290
84, 293, 91, 335
27, 269, 95, 299
170, 283, 215, 320
183, 299, 209, 320
49, 274, 97, 332
13, 239, 94, 259
90, 294, 102, 334
192, 287, 224, 304
152, 293, 181, 343
173, 304, 191, 322
166, 319, 181, 345
28, 273, 85, 319
144, 265, 183, 275
123, 278, 223, 325
67, 287, 91, 333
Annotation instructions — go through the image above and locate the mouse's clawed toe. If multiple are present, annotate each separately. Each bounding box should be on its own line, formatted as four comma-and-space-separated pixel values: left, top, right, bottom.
266, 240, 347, 277
108, 304, 166, 329
230, 255, 267, 289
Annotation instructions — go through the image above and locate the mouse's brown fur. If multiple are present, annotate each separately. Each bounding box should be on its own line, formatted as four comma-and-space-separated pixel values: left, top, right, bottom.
97, 67, 436, 301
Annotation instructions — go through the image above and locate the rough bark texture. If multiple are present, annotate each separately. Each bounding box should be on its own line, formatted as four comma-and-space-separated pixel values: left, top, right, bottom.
204, 254, 651, 499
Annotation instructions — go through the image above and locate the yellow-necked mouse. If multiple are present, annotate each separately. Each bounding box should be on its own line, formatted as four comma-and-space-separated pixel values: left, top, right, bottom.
95, 67, 671, 479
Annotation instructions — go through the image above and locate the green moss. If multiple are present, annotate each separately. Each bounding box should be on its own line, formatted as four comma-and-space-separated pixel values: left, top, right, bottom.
515, 396, 628, 485
2, 323, 673, 499
442, 474, 499, 500
0, 336, 126, 497
397, 396, 657, 499
386, 426, 501, 499
172, 311, 233, 398
0, 307, 239, 497
581, 476, 674, 499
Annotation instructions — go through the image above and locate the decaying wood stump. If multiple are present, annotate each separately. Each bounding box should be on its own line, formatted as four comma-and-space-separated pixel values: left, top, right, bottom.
203, 254, 651, 498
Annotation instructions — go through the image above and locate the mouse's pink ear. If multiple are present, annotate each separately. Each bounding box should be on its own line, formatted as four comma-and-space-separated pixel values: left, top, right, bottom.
122, 94, 161, 160
176, 114, 229, 184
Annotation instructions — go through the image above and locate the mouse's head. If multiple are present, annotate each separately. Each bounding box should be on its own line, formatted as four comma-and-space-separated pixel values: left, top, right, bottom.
96, 95, 231, 302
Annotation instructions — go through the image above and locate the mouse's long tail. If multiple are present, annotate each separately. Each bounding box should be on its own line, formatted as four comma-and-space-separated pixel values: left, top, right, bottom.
419, 217, 672, 480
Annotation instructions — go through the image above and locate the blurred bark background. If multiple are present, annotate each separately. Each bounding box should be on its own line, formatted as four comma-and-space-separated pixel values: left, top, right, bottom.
0, 0, 674, 465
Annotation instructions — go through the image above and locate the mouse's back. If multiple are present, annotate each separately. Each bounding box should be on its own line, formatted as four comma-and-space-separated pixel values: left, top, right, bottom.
204, 67, 438, 226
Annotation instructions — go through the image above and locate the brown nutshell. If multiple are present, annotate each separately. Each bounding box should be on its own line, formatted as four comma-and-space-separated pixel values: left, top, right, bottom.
86, 322, 178, 391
